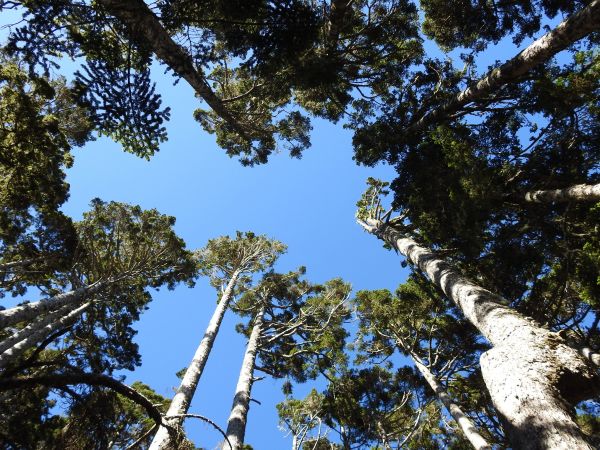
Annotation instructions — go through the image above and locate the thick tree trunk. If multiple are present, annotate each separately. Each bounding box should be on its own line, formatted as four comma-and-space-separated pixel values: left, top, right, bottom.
149, 270, 241, 450
97, 0, 246, 138
359, 218, 599, 449
524, 183, 600, 203
404, 0, 600, 134
410, 353, 491, 450
222, 306, 265, 450
0, 302, 79, 354
0, 281, 106, 329
0, 301, 92, 369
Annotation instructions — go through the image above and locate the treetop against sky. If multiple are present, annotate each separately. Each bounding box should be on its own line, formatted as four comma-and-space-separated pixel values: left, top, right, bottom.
0, 0, 598, 448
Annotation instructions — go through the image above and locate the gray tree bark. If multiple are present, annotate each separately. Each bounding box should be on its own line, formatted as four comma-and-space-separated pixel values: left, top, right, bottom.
0, 301, 92, 369
0, 302, 79, 354
222, 306, 266, 450
0, 281, 106, 329
97, 0, 247, 138
524, 183, 600, 203
149, 270, 241, 450
409, 353, 491, 450
359, 218, 599, 449
404, 0, 600, 134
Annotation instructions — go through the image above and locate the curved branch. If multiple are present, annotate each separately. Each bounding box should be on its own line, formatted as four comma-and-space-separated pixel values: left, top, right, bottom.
0, 372, 163, 425
166, 413, 232, 450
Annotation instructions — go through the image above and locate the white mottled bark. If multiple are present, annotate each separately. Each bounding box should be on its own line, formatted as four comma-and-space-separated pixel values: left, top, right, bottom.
0, 302, 79, 354
149, 270, 241, 450
0, 281, 106, 329
0, 301, 92, 369
524, 183, 600, 203
222, 306, 265, 450
405, 0, 600, 134
360, 219, 599, 449
410, 353, 491, 450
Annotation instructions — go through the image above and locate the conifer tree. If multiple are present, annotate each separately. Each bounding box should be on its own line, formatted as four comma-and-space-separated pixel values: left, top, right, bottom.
150, 232, 286, 450
223, 270, 350, 450
356, 179, 600, 449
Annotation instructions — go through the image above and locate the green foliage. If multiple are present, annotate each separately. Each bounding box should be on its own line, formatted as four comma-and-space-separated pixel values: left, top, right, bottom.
74, 199, 198, 290
196, 231, 286, 291
354, 275, 506, 447
236, 270, 351, 383
0, 56, 92, 296
420, 0, 585, 51
4, 0, 171, 157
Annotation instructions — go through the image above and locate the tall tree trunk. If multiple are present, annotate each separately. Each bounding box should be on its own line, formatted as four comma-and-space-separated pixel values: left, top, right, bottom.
0, 301, 92, 369
359, 218, 599, 449
0, 302, 80, 354
0, 281, 106, 329
524, 183, 600, 203
222, 306, 265, 450
404, 0, 600, 134
409, 353, 491, 450
97, 0, 247, 138
149, 269, 242, 450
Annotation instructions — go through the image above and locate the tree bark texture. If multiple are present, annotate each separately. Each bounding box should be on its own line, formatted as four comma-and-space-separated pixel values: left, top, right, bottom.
524, 183, 600, 203
360, 218, 600, 449
149, 270, 241, 450
0, 302, 80, 354
404, 0, 600, 134
0, 281, 105, 329
97, 0, 247, 138
222, 306, 265, 450
410, 353, 491, 450
0, 302, 92, 369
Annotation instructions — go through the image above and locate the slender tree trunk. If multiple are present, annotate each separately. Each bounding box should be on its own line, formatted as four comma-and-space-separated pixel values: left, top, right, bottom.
222, 306, 265, 450
292, 433, 299, 450
524, 183, 600, 203
0, 302, 80, 354
359, 218, 599, 449
149, 270, 241, 450
97, 0, 247, 138
0, 281, 106, 329
0, 301, 92, 369
404, 0, 600, 134
0, 257, 46, 272
409, 353, 491, 450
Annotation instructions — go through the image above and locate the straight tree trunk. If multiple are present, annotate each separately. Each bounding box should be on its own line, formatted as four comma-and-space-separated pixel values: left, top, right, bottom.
97, 0, 247, 138
149, 269, 242, 450
524, 183, 600, 203
222, 306, 266, 450
0, 257, 46, 272
0, 302, 80, 354
359, 218, 599, 449
0, 281, 106, 329
0, 301, 92, 369
404, 0, 600, 135
409, 352, 491, 450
